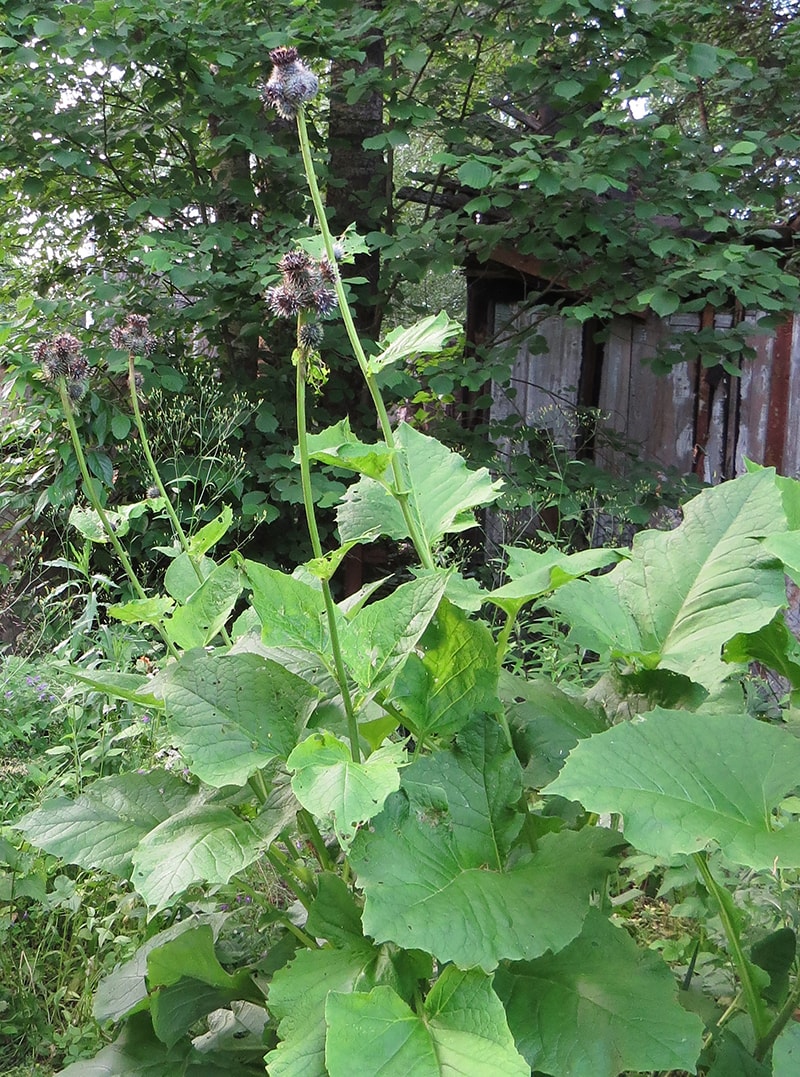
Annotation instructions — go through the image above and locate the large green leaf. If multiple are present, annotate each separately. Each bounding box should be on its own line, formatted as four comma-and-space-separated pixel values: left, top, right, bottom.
338, 573, 448, 696
165, 558, 242, 649
287, 733, 407, 850
164, 552, 215, 603
550, 469, 787, 688
487, 544, 625, 615
242, 561, 332, 662
337, 423, 502, 549
367, 311, 461, 374
131, 804, 268, 909
14, 771, 199, 876
351, 717, 617, 970
724, 614, 800, 689
500, 671, 607, 788
389, 598, 500, 739
265, 942, 384, 1077
302, 417, 395, 481
163, 652, 319, 787
774, 1022, 800, 1077
495, 909, 704, 1077
325, 968, 528, 1077
57, 1011, 253, 1076
545, 708, 800, 869
146, 925, 259, 1047
94, 915, 226, 1024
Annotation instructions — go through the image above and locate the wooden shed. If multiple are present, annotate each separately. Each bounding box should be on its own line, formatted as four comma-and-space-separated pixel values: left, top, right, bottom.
465, 251, 800, 487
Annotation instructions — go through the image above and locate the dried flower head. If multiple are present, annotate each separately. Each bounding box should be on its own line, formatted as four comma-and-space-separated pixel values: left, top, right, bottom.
262, 46, 319, 121
37, 333, 83, 381
111, 313, 157, 355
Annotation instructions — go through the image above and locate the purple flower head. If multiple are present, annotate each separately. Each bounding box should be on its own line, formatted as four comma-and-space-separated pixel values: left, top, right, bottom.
37, 333, 84, 382
262, 46, 319, 121
111, 313, 158, 356
267, 285, 303, 318
312, 288, 337, 317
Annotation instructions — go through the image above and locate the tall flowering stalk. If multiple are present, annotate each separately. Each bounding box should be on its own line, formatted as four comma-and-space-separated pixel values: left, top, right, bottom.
262, 46, 436, 571
110, 313, 234, 647
37, 333, 180, 659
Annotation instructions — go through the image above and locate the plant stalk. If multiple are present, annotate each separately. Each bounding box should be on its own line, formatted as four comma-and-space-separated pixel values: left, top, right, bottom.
295, 108, 435, 571
295, 353, 361, 762
693, 852, 770, 1042
127, 355, 233, 647
58, 380, 180, 659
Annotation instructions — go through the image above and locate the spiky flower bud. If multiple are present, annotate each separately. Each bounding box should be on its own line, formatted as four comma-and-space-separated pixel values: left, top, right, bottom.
312, 288, 337, 317
299, 321, 325, 350
146, 484, 160, 499
262, 46, 319, 121
267, 250, 338, 322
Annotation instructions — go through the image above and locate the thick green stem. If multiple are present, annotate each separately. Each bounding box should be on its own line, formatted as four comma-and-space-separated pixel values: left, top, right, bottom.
295, 355, 361, 762
59, 381, 179, 659
494, 608, 518, 669
693, 852, 770, 1042
127, 355, 233, 647
298, 808, 334, 872
295, 109, 435, 571
754, 977, 800, 1062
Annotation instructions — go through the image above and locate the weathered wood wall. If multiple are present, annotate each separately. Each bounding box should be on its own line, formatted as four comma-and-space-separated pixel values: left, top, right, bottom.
490, 304, 800, 485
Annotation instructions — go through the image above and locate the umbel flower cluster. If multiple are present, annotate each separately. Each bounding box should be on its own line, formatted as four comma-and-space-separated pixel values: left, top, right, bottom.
110, 313, 157, 356
266, 249, 338, 350
261, 46, 319, 121
36, 333, 90, 401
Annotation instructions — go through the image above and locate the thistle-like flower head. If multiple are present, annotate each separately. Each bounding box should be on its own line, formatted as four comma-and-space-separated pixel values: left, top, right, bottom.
111, 313, 157, 356
262, 46, 319, 121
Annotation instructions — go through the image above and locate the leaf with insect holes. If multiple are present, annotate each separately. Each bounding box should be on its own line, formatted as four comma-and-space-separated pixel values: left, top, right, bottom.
287, 733, 407, 850
325, 968, 528, 1077
545, 708, 800, 869
162, 651, 320, 787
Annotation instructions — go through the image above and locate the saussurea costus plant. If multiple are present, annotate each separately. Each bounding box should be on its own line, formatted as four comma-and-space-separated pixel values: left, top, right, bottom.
14, 49, 800, 1076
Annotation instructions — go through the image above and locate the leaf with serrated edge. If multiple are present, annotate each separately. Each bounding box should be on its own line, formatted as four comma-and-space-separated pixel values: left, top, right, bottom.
337, 423, 502, 548
367, 311, 460, 374
265, 943, 382, 1077
339, 572, 448, 695
131, 804, 266, 909
14, 771, 198, 876
302, 417, 395, 481
389, 598, 499, 739
545, 708, 800, 869
288, 734, 407, 850
163, 652, 319, 788
495, 909, 704, 1077
325, 969, 528, 1077
550, 469, 787, 688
